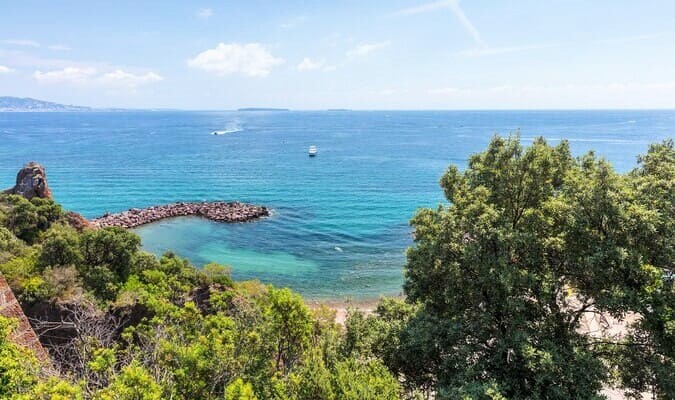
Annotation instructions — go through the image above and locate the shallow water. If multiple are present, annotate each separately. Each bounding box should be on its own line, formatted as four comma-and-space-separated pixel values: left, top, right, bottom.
0, 110, 671, 299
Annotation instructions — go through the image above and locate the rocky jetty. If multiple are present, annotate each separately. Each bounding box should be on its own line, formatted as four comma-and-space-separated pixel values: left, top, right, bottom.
3, 162, 52, 199
91, 201, 269, 228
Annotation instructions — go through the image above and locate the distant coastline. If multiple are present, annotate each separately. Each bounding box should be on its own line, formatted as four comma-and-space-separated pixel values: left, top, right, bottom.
0, 96, 91, 112
237, 107, 290, 112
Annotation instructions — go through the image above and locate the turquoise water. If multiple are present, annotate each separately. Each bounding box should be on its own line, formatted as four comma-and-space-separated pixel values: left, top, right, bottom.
0, 110, 672, 299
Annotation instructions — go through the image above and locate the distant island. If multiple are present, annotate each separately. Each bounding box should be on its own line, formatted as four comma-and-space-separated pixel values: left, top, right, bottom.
237, 107, 290, 112
327, 108, 352, 111
0, 96, 91, 112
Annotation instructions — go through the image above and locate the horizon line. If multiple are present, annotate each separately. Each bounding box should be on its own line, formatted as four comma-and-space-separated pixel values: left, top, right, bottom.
3, 96, 675, 113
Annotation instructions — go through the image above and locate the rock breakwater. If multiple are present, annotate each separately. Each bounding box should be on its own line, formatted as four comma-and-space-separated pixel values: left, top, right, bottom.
91, 202, 269, 228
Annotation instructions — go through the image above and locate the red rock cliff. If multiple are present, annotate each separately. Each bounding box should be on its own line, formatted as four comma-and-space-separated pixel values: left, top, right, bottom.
0, 273, 49, 361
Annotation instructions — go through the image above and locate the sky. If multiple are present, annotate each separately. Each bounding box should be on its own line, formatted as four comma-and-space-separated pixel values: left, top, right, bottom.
1, 0, 675, 110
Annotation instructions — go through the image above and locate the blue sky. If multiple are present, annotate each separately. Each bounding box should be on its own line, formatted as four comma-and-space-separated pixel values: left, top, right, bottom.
1, 0, 674, 109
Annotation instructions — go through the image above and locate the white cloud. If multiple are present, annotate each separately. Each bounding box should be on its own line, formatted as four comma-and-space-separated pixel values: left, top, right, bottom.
187, 43, 284, 77
391, 0, 484, 46
196, 8, 213, 19
33, 67, 163, 89
0, 65, 13, 73
99, 70, 163, 88
1, 39, 40, 47
48, 44, 71, 51
34, 67, 97, 84
346, 41, 390, 57
297, 57, 325, 71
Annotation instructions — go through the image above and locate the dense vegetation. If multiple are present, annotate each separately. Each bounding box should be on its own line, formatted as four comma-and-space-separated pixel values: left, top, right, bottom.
0, 195, 401, 399
0, 136, 672, 399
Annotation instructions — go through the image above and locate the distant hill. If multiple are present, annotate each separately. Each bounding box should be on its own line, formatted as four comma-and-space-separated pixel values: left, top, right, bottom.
0, 97, 91, 112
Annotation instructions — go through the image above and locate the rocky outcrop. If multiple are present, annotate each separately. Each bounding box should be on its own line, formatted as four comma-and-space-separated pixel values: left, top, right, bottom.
64, 211, 92, 231
4, 162, 52, 200
91, 202, 269, 228
0, 273, 50, 362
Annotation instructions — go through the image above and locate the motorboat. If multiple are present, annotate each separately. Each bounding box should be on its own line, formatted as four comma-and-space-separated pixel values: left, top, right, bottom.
308, 145, 317, 157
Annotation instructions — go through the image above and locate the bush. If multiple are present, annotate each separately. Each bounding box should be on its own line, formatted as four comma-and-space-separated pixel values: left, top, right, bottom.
0, 226, 24, 263
203, 262, 233, 286
79, 227, 141, 300
225, 378, 259, 400
0, 316, 40, 397
332, 359, 401, 400
38, 224, 82, 269
0, 251, 40, 296
94, 362, 162, 400
4, 195, 62, 244
43, 265, 84, 301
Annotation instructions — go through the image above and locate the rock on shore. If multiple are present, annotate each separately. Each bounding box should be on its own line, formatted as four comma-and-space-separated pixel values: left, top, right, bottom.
3, 162, 52, 199
90, 201, 269, 228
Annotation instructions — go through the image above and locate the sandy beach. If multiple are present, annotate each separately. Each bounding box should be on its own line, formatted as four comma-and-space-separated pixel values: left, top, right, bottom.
309, 297, 384, 324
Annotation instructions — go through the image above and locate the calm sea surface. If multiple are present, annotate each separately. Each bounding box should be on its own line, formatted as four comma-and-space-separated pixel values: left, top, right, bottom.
0, 110, 672, 299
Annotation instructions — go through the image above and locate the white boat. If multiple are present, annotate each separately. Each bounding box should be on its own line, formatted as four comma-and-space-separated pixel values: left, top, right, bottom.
308, 145, 317, 157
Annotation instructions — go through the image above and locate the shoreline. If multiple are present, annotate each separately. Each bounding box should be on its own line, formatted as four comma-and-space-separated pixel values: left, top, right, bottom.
309, 296, 403, 324
91, 201, 269, 228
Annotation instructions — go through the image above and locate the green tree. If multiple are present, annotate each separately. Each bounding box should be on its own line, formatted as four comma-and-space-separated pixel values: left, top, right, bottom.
80, 227, 140, 280
0, 317, 83, 400
404, 135, 659, 398
94, 362, 162, 400
38, 224, 82, 268
5, 198, 40, 243
203, 262, 234, 286
332, 359, 401, 400
0, 316, 39, 398
628, 139, 674, 269
265, 288, 312, 375
0, 227, 24, 263
293, 349, 335, 400
133, 302, 238, 399
225, 378, 258, 400
79, 227, 141, 300
342, 298, 415, 365
4, 196, 61, 244
613, 140, 674, 399
24, 377, 84, 400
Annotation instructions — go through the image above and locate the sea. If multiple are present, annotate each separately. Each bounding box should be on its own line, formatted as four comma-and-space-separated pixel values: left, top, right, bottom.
0, 110, 672, 299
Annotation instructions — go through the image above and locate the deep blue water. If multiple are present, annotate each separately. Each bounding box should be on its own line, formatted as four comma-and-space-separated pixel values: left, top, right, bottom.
0, 110, 672, 299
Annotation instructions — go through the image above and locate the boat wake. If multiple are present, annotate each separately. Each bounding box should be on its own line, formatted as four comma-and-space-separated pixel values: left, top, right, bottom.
211, 121, 243, 135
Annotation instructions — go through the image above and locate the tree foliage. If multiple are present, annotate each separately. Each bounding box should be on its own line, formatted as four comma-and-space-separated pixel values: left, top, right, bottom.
402, 135, 673, 399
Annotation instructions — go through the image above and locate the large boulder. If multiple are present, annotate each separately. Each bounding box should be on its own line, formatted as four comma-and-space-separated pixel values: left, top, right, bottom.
4, 162, 52, 200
